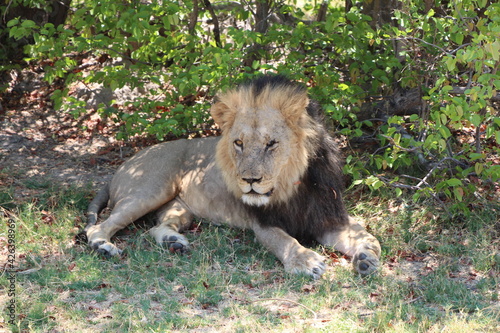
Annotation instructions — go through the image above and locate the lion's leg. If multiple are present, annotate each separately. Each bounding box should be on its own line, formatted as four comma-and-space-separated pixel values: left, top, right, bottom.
149, 199, 193, 254
318, 217, 381, 275
251, 223, 326, 279
87, 197, 168, 257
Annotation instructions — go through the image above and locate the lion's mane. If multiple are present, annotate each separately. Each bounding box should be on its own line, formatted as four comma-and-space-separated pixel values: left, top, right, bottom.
214, 75, 349, 243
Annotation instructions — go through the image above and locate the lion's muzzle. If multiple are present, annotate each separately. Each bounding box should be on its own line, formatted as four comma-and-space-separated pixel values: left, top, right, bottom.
240, 184, 274, 206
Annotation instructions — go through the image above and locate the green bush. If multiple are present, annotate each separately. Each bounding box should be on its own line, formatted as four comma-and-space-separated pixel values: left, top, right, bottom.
3, 0, 499, 213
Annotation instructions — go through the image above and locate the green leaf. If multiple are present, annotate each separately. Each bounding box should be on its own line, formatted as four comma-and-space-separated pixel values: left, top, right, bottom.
440, 113, 447, 125
410, 114, 419, 121
7, 18, 19, 28
394, 132, 401, 145
445, 57, 457, 71
438, 126, 452, 139
371, 179, 384, 190
110, 80, 118, 91
346, 12, 359, 23
470, 114, 482, 127
438, 139, 447, 152
446, 178, 462, 186
475, 162, 483, 175
441, 85, 453, 93
454, 187, 464, 201
486, 41, 500, 61
21, 20, 37, 28
469, 153, 485, 160
451, 33, 464, 45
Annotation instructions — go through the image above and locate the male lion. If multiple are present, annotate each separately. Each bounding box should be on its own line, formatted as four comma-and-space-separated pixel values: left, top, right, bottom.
85, 75, 381, 279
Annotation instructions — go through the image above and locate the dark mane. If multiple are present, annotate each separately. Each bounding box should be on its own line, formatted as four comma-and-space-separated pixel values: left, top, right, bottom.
241, 74, 308, 99
246, 99, 349, 243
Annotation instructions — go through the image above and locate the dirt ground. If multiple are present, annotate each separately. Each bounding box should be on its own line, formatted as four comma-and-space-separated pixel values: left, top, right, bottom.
0, 68, 151, 203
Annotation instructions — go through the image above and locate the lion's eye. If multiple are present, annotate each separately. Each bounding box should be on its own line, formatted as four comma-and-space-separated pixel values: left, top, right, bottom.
266, 140, 278, 150
234, 140, 243, 149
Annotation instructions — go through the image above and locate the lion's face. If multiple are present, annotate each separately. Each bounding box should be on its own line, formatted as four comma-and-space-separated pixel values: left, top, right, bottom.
211, 79, 317, 206
224, 107, 297, 206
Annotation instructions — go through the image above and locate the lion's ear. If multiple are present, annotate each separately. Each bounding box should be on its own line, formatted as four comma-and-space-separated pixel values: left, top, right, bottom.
211, 101, 236, 131
280, 94, 309, 124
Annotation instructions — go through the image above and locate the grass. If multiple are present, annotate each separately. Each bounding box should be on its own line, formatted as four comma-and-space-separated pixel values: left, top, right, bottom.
1, 175, 499, 332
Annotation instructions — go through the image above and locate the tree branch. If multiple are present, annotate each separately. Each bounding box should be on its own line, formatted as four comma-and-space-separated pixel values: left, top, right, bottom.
316, 1, 329, 22
376, 156, 469, 213
387, 37, 471, 56
357, 88, 423, 121
189, 0, 199, 35
450, 86, 500, 102
203, 0, 222, 48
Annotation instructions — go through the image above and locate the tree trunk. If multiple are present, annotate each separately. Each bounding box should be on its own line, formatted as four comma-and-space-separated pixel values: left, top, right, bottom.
254, 0, 271, 34
356, 88, 423, 122
243, 0, 272, 69
358, 0, 401, 28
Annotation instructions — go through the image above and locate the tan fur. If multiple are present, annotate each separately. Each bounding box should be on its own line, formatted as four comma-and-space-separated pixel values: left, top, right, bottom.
85, 78, 381, 278
212, 84, 316, 205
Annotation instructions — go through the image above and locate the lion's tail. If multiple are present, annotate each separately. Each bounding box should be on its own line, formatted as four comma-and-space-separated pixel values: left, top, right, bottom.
84, 183, 110, 232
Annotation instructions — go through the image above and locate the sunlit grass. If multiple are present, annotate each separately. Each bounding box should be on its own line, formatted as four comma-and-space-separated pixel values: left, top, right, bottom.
1, 178, 498, 332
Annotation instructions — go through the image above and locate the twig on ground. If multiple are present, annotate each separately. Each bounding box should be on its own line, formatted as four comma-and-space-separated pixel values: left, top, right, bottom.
252, 298, 318, 320
405, 296, 424, 304
375, 154, 470, 214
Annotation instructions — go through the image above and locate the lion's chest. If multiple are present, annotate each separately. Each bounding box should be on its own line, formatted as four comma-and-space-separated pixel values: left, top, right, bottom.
178, 161, 254, 229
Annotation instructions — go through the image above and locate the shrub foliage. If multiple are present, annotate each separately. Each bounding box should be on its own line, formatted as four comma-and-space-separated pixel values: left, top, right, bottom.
2, 0, 499, 213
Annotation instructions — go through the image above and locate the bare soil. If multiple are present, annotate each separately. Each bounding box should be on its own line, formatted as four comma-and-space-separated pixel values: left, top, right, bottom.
0, 68, 152, 203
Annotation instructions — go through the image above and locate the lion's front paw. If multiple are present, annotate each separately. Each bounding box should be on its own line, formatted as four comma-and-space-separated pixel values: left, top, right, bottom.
162, 234, 190, 254
284, 249, 326, 279
89, 239, 123, 257
353, 249, 379, 276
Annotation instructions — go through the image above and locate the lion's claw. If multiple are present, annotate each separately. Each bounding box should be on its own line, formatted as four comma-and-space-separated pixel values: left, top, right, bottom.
90, 240, 123, 257
311, 262, 326, 279
162, 235, 189, 254
353, 250, 379, 276
285, 249, 326, 279
89, 240, 105, 250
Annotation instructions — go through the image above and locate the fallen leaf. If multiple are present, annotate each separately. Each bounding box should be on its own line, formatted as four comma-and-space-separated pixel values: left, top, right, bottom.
302, 284, 316, 293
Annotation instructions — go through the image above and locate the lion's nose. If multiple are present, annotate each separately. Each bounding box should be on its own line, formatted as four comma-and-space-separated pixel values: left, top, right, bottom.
242, 177, 262, 184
